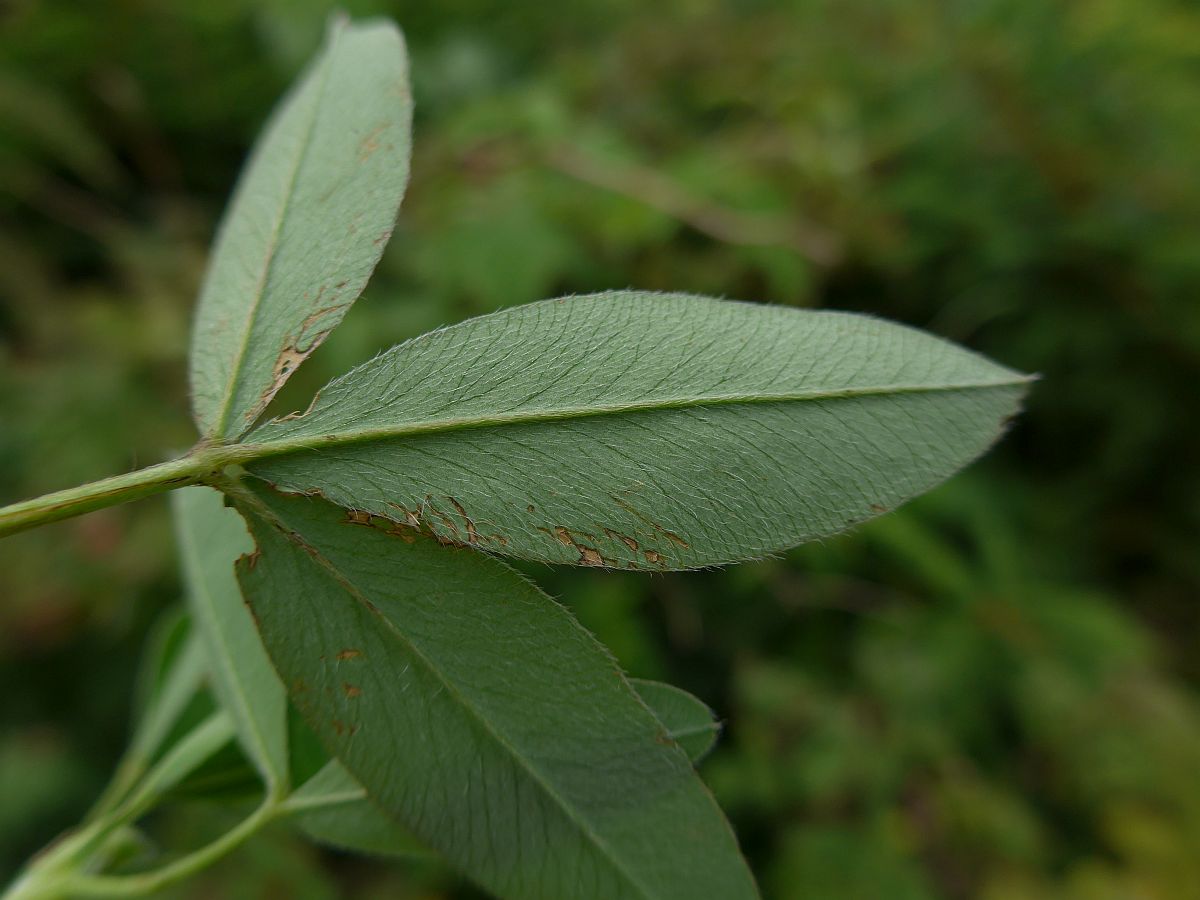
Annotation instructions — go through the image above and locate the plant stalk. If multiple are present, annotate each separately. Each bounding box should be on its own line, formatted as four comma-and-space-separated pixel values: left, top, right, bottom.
0, 450, 228, 539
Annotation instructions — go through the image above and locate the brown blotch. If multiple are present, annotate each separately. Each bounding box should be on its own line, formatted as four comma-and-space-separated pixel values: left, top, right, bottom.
869, 503, 888, 514
579, 547, 604, 566
331, 718, 359, 737
526, 504, 536, 514
428, 504, 461, 537
358, 124, 386, 161
660, 529, 688, 549
345, 509, 373, 527
387, 501, 422, 529
644, 550, 664, 565
342, 683, 362, 699
297, 303, 349, 336
336, 649, 362, 661
272, 347, 307, 382
611, 496, 690, 548
604, 528, 639, 553
447, 497, 479, 543
275, 390, 321, 422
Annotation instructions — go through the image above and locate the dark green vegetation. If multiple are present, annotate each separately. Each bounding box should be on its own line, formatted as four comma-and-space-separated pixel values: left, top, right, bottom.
1, 1, 1198, 897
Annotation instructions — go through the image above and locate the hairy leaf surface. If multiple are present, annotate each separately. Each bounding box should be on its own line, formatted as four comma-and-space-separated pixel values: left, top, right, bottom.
629, 679, 720, 763
189, 18, 412, 439
244, 292, 1031, 569
173, 486, 288, 791
287, 760, 433, 859
235, 485, 758, 900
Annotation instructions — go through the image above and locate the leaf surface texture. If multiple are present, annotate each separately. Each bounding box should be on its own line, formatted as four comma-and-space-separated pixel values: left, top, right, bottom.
189, 19, 412, 439
236, 485, 758, 900
246, 292, 1030, 568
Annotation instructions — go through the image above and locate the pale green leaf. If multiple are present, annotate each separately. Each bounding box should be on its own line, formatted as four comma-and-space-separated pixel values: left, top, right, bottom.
173, 486, 288, 792
242, 292, 1032, 569
285, 760, 433, 859
118, 712, 236, 823
631, 679, 721, 763
235, 484, 759, 900
189, 17, 413, 439
91, 617, 208, 820
126, 619, 207, 767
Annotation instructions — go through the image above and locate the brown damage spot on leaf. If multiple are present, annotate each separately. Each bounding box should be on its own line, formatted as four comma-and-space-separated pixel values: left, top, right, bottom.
447, 497, 479, 543
273, 346, 308, 383
869, 503, 888, 513
336, 649, 362, 661
331, 718, 359, 737
240, 549, 262, 570
275, 390, 321, 422
298, 303, 350, 341
604, 528, 639, 553
543, 525, 612, 567
342, 682, 362, 699
422, 501, 461, 539
386, 501, 423, 530
660, 529, 688, 549
387, 527, 418, 544
611, 496, 690, 548
644, 550, 664, 565
345, 509, 374, 527
526, 504, 536, 514
358, 123, 387, 161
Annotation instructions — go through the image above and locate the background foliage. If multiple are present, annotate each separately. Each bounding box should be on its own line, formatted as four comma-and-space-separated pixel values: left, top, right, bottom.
1, 0, 1197, 897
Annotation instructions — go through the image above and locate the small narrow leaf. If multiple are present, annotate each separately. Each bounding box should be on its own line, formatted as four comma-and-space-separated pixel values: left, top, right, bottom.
243, 292, 1032, 569
119, 713, 236, 822
236, 485, 759, 900
286, 760, 433, 859
631, 679, 721, 763
173, 486, 288, 792
127, 619, 207, 767
189, 17, 413, 439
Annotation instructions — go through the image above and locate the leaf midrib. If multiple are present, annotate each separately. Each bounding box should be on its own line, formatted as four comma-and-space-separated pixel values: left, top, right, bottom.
208, 25, 342, 440
249, 500, 662, 900
239, 376, 1032, 462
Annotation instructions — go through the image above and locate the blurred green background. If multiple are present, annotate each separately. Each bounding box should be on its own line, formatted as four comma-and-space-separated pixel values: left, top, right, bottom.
2, 0, 1198, 897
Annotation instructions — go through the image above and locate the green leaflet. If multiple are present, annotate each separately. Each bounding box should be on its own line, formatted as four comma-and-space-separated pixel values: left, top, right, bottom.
189, 18, 413, 440
629, 679, 721, 763
235, 484, 759, 900
126, 616, 207, 769
173, 486, 288, 792
240, 292, 1032, 569
285, 682, 711, 859
285, 760, 433, 859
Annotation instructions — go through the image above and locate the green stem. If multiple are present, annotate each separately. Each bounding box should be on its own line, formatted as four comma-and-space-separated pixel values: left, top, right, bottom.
107, 713, 236, 829
59, 800, 279, 898
0, 448, 231, 539
1, 715, 237, 900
